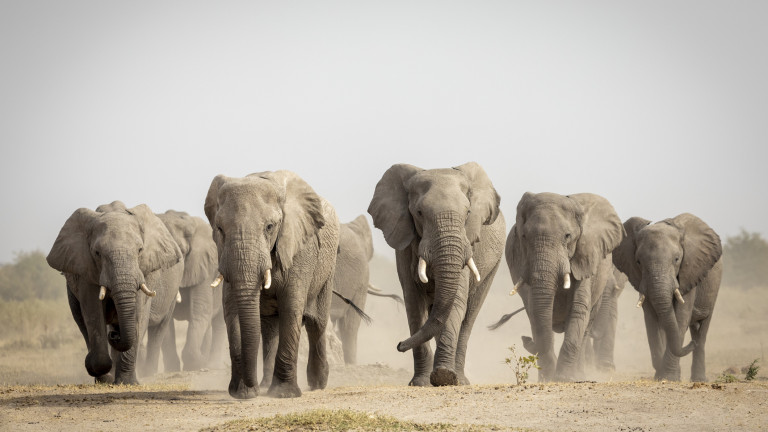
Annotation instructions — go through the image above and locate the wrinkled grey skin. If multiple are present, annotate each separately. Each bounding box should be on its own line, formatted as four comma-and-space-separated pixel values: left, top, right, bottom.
157, 210, 226, 372
506, 192, 624, 382
613, 214, 722, 382
205, 171, 339, 399
47, 201, 182, 384
368, 162, 505, 387
331, 215, 402, 365
585, 267, 627, 372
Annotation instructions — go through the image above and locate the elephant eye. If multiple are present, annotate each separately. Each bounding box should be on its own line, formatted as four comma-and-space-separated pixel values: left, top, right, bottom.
565, 233, 571, 240
266, 223, 274, 231
138, 247, 143, 254
417, 210, 422, 217
94, 251, 100, 257
674, 257, 680, 263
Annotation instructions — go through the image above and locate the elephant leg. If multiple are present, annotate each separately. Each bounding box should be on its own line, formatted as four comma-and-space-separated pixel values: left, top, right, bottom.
260, 314, 279, 388
182, 282, 213, 371
454, 263, 499, 385
143, 311, 174, 377
207, 307, 228, 369
555, 280, 593, 381
305, 283, 331, 391
432, 271, 470, 386
113, 337, 140, 385
690, 315, 711, 382
396, 251, 434, 386
660, 293, 695, 381
267, 294, 306, 398
338, 311, 362, 365
222, 284, 258, 399
161, 318, 181, 372
642, 303, 665, 378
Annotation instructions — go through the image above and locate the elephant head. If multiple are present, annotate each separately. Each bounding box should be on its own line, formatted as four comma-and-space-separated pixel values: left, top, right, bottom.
47, 201, 181, 376
157, 210, 218, 288
204, 171, 326, 389
613, 214, 721, 357
506, 192, 623, 376
368, 162, 500, 351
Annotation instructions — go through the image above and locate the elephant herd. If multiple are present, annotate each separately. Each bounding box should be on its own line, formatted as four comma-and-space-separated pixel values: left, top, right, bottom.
46, 162, 723, 398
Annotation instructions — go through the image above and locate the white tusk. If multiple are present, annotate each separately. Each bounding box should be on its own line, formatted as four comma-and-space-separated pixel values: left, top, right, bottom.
211, 273, 223, 288
176, 292, 182, 303
99, 286, 107, 301
139, 283, 156, 297
263, 269, 272, 289
509, 280, 522, 296
674, 288, 684, 304
418, 257, 429, 284
563, 273, 571, 289
636, 294, 645, 308
467, 258, 481, 282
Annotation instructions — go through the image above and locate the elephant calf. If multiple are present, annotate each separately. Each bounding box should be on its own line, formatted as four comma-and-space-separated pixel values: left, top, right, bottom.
331, 215, 403, 365
47, 201, 182, 384
368, 162, 505, 387
613, 213, 722, 382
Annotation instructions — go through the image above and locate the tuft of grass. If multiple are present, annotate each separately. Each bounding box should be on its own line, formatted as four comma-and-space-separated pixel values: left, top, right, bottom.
745, 359, 760, 381
200, 409, 510, 432
716, 372, 738, 383
504, 345, 540, 385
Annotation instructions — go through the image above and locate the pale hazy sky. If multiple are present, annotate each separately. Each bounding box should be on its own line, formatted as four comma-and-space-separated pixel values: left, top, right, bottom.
1, 1, 766, 263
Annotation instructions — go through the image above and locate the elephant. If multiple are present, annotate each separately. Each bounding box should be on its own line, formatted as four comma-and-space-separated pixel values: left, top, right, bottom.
506, 192, 624, 382
368, 162, 506, 387
204, 170, 340, 399
585, 266, 627, 372
156, 210, 226, 372
331, 215, 403, 365
46, 201, 183, 384
613, 213, 722, 382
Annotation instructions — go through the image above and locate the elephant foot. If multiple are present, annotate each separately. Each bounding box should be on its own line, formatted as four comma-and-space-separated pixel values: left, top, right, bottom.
596, 361, 616, 373
113, 373, 139, 385
457, 373, 470, 386
430, 367, 459, 386
94, 373, 114, 384
229, 377, 259, 399
691, 374, 707, 383
521, 336, 537, 354
259, 376, 273, 389
307, 368, 329, 391
267, 380, 302, 398
408, 374, 432, 387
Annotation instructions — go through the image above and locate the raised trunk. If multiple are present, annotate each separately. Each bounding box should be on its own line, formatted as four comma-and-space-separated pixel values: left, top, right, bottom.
111, 289, 137, 352
649, 280, 694, 358
397, 216, 465, 352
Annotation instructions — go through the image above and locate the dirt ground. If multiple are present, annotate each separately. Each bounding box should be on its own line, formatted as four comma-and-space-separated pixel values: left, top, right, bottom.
1, 257, 767, 431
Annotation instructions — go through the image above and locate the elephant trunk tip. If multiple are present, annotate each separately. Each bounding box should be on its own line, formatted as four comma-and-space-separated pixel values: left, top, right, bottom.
396, 341, 411, 353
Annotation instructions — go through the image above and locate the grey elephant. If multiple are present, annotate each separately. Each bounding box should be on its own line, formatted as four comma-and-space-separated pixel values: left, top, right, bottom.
331, 215, 403, 365
585, 266, 627, 372
506, 192, 624, 382
156, 210, 226, 372
613, 214, 722, 382
368, 162, 505, 386
204, 171, 340, 399
46, 201, 182, 384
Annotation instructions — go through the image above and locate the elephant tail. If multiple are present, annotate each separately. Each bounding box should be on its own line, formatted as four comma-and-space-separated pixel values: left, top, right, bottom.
367, 284, 404, 306
487, 306, 526, 330
333, 290, 373, 325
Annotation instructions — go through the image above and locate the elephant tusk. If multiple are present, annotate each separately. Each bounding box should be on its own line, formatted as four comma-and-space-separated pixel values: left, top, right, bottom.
176, 292, 182, 303
418, 257, 429, 284
139, 283, 157, 297
636, 294, 645, 308
563, 273, 571, 289
674, 288, 685, 304
211, 273, 224, 288
99, 286, 107, 301
263, 269, 272, 289
467, 258, 481, 282
509, 280, 522, 296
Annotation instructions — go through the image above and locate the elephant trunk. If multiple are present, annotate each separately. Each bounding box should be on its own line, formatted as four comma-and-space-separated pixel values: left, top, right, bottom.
397, 213, 465, 352
110, 288, 137, 352
228, 242, 267, 388
647, 275, 695, 358
527, 236, 566, 380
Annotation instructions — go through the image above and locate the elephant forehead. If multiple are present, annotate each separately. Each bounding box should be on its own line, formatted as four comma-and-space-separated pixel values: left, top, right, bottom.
218, 179, 281, 208
91, 214, 142, 248
408, 169, 469, 194
638, 224, 681, 253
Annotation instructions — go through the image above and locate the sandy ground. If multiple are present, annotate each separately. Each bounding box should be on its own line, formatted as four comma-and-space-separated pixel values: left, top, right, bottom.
1, 365, 767, 432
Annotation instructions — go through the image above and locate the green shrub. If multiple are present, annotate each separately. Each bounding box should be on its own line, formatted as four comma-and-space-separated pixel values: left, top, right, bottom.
0, 250, 65, 301
722, 230, 768, 289
504, 345, 540, 385
745, 359, 760, 381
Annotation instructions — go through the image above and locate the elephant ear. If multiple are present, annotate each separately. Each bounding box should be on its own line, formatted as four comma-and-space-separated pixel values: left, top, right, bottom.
453, 162, 501, 244
612, 217, 651, 290
129, 204, 183, 275
569, 193, 625, 280
505, 223, 526, 284
612, 266, 629, 294
665, 213, 722, 294
256, 171, 326, 271
95, 200, 128, 213
182, 217, 218, 287
347, 214, 374, 260
367, 164, 423, 250
204, 174, 228, 228
47, 208, 100, 283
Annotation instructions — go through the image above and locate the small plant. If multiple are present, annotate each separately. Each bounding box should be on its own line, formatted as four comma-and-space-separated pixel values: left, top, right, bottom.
745, 359, 760, 381
504, 345, 540, 385
717, 372, 738, 383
